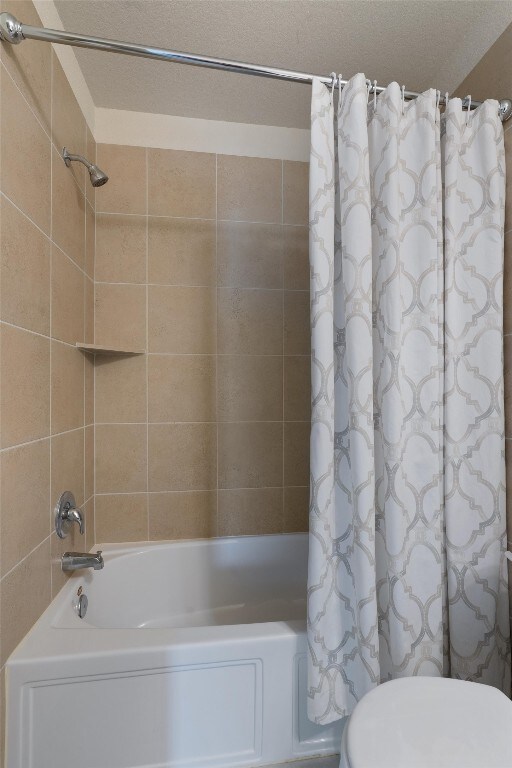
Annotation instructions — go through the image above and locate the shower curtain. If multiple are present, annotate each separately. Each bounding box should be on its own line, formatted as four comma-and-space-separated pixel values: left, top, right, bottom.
307, 73, 511, 725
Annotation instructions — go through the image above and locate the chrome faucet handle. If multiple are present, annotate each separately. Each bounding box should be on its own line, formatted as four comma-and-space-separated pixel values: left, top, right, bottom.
55, 491, 84, 539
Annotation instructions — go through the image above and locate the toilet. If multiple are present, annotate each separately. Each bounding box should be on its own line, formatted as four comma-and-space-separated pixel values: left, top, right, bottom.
339, 677, 512, 768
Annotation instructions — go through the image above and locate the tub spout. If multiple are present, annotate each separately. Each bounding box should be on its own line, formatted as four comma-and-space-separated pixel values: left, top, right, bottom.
62, 551, 104, 572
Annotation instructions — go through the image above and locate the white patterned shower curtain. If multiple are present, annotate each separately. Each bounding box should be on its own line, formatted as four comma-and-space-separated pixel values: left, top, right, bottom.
307, 74, 511, 725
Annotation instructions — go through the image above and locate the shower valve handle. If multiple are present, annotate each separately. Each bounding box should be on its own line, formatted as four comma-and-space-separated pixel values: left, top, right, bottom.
55, 491, 84, 538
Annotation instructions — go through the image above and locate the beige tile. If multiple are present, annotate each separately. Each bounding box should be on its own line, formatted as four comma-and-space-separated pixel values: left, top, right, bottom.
148, 216, 216, 286
96, 144, 147, 214
85, 425, 94, 502
284, 291, 310, 355
283, 161, 309, 225
95, 283, 146, 350
95, 494, 148, 543
84, 353, 94, 425
95, 353, 147, 423
217, 355, 282, 422
283, 226, 309, 290
51, 246, 84, 344
217, 288, 282, 355
148, 285, 216, 353
148, 355, 216, 422
51, 342, 84, 434
95, 424, 147, 493
84, 496, 95, 551
283, 486, 309, 533
1, 70, 51, 235
148, 423, 216, 491
1, 195, 51, 335
85, 126, 96, 207
148, 149, 216, 218
505, 335, 512, 439
84, 276, 94, 345
52, 54, 86, 192
284, 422, 310, 486
0, 538, 51, 667
1, 439, 50, 577
50, 531, 76, 597
51, 429, 85, 508
218, 422, 283, 489
0, 0, 52, 133
218, 488, 283, 536
52, 147, 86, 269
217, 221, 283, 289
149, 491, 217, 540
284, 356, 311, 421
96, 214, 147, 284
85, 202, 95, 279
217, 156, 282, 223
1, 324, 50, 448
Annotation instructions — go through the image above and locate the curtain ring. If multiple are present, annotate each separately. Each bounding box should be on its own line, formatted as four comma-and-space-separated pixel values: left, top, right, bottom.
401, 84, 406, 114
435, 89, 441, 123
338, 73, 343, 105
365, 78, 372, 102
465, 94, 472, 125
373, 80, 378, 109
329, 71, 336, 106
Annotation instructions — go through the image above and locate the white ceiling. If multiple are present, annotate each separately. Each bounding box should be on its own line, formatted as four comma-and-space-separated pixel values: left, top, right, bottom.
52, 0, 512, 129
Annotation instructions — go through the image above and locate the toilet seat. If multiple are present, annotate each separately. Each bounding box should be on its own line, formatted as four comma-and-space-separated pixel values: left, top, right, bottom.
343, 677, 512, 768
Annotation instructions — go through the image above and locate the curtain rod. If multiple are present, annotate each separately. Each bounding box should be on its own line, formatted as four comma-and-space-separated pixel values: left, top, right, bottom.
1, 11, 511, 122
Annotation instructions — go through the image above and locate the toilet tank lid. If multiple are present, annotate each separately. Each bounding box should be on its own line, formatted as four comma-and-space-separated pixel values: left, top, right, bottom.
345, 677, 512, 768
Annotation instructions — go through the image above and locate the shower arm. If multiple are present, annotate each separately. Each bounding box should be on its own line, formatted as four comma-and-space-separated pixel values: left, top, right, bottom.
62, 148, 93, 171
1, 11, 511, 121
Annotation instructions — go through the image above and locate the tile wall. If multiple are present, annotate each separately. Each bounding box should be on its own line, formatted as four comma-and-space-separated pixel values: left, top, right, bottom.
0, 1, 95, 756
455, 22, 512, 635
92, 145, 311, 543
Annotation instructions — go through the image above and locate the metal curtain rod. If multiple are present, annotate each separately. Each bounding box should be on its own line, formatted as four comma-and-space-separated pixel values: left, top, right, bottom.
1, 12, 511, 121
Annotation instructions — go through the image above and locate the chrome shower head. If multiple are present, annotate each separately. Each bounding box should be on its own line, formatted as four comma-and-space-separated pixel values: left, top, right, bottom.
88, 164, 109, 187
62, 147, 109, 188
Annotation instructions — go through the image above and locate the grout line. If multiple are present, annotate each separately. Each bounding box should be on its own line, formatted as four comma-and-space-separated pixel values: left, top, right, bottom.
96, 420, 309, 426
0, 191, 90, 282
94, 210, 300, 228
82, 111, 88, 549
49, 50, 54, 598
215, 152, 219, 538
93, 487, 308, 497
95, 210, 307, 230
281, 159, 285, 533
1, 426, 85, 455
94, 279, 308, 293
0, 59, 52, 143
145, 146, 150, 540
0, 533, 52, 585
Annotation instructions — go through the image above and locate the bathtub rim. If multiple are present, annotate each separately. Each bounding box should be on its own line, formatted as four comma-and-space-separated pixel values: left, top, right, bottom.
6, 532, 309, 668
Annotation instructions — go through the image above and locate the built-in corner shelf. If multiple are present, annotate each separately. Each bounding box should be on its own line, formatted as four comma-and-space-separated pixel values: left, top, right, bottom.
75, 343, 146, 355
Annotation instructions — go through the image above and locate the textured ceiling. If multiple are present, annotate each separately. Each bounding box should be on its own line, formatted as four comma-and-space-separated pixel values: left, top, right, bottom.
53, 0, 512, 128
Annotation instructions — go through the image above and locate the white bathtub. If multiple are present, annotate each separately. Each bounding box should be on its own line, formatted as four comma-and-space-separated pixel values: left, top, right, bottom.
5, 533, 342, 768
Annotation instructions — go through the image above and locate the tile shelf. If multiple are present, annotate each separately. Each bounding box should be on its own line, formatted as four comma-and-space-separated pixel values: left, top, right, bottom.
76, 343, 146, 355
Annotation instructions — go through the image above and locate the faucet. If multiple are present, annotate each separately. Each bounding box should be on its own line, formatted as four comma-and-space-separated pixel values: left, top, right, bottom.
61, 551, 104, 572
55, 491, 85, 538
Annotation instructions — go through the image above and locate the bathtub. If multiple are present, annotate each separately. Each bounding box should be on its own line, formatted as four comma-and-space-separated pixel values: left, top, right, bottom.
5, 533, 342, 768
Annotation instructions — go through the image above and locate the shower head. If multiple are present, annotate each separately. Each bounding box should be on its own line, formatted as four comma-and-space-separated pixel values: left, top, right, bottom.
62, 147, 109, 188
88, 164, 109, 188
